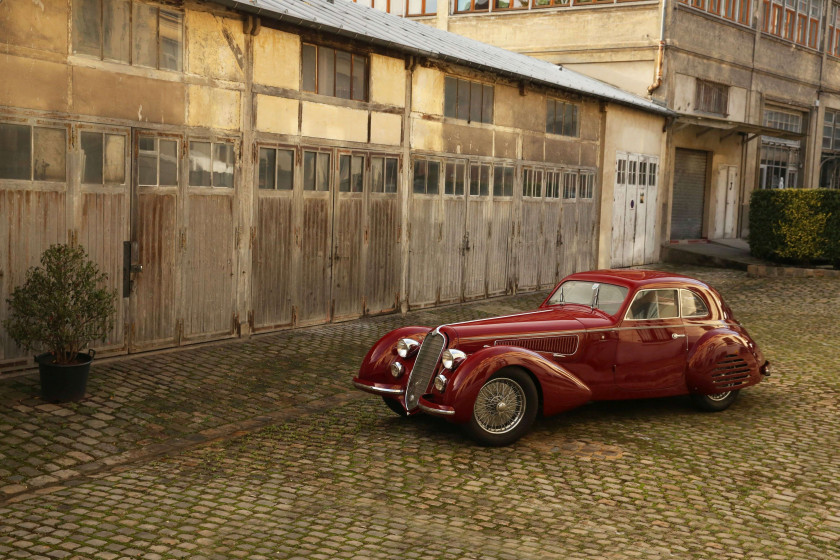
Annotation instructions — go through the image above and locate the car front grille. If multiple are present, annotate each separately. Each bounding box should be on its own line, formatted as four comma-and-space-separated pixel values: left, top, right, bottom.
711, 354, 752, 389
405, 330, 446, 411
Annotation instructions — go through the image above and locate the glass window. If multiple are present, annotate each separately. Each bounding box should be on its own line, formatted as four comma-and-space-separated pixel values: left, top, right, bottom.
339, 154, 364, 193
407, 0, 437, 14
159, 139, 178, 185
73, 0, 102, 57
444, 76, 493, 124
259, 147, 276, 190
303, 44, 368, 101
213, 143, 234, 188
303, 151, 331, 192
563, 171, 577, 200
33, 128, 66, 182
626, 289, 680, 320
138, 136, 177, 187
81, 132, 104, 184
302, 44, 317, 92
681, 290, 710, 318
0, 123, 31, 180
277, 149, 293, 190
413, 159, 439, 194
103, 0, 130, 63
104, 134, 126, 184
546, 99, 580, 137
138, 136, 158, 186
159, 10, 183, 71
189, 141, 212, 187
445, 161, 465, 195
132, 3, 158, 69
188, 140, 233, 188
0, 124, 67, 182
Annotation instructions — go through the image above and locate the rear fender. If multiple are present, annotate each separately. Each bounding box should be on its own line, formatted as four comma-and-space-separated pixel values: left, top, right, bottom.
686, 329, 762, 394
442, 346, 592, 423
355, 326, 430, 386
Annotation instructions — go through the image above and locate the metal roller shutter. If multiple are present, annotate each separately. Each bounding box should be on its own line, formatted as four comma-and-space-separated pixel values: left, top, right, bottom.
671, 149, 707, 240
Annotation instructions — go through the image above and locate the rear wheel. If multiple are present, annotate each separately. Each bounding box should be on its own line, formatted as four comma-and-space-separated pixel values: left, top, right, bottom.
691, 389, 740, 412
382, 396, 408, 417
467, 368, 538, 446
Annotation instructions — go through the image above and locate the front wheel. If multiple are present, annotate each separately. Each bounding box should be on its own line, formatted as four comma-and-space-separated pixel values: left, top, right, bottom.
691, 389, 740, 412
466, 368, 538, 446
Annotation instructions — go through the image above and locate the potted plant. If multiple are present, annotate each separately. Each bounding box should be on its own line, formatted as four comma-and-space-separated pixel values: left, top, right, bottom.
2, 243, 117, 402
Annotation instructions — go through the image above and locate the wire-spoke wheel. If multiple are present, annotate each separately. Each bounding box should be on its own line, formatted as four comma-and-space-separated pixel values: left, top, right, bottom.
691, 389, 740, 412
467, 368, 538, 446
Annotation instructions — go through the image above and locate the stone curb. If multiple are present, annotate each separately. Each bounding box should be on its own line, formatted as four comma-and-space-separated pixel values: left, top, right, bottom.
0, 389, 366, 505
747, 264, 840, 278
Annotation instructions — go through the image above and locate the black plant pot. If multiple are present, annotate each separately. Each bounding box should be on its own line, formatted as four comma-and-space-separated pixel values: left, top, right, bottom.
36, 351, 95, 403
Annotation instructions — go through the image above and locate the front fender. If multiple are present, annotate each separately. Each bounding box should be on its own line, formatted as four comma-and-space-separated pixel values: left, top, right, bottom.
353, 326, 430, 387
686, 328, 762, 394
440, 346, 592, 423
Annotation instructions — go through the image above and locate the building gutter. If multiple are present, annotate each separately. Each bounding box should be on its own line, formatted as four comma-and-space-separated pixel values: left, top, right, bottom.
647, 0, 667, 94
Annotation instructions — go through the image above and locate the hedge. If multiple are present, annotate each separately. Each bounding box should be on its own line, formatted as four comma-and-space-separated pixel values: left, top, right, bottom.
749, 189, 840, 268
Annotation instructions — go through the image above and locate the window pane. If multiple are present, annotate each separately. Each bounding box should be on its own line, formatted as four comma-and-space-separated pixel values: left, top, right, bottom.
317, 47, 335, 96
476, 0, 490, 8
104, 134, 125, 184
259, 147, 276, 190
385, 157, 398, 193
480, 164, 490, 196
470, 81, 483, 123
493, 165, 503, 196
455, 163, 464, 195
681, 290, 709, 318
427, 0, 438, 12
482, 84, 494, 124
546, 100, 556, 134
563, 104, 578, 136
352, 55, 367, 101
304, 151, 316, 191
73, 0, 102, 57
335, 51, 352, 99
351, 155, 364, 192
159, 139, 178, 186
132, 3, 158, 68
213, 143, 234, 188
427, 160, 440, 194
457, 0, 471, 9
189, 141, 212, 186
81, 131, 104, 184
408, 0, 423, 14
302, 44, 317, 92
0, 123, 31, 179
504, 167, 514, 196
371, 157, 384, 193
103, 0, 130, 63
457, 79, 470, 121
469, 163, 479, 195
413, 160, 426, 193
339, 154, 351, 192
277, 149, 293, 190
31, 127, 66, 182
316, 152, 330, 191
445, 162, 455, 195
444, 77, 457, 118
159, 10, 183, 71
138, 136, 157, 186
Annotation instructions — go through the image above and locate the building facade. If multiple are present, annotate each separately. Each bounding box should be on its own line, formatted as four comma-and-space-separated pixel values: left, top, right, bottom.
373, 0, 839, 245
0, 0, 667, 366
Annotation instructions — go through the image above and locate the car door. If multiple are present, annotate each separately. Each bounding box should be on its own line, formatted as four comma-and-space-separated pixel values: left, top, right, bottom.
614, 288, 687, 392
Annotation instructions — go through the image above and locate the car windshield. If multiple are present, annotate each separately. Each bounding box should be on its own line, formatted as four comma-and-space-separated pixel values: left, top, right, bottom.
547, 281, 629, 315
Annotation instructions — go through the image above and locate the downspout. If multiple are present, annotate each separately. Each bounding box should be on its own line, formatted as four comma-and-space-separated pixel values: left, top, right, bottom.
647, 0, 667, 94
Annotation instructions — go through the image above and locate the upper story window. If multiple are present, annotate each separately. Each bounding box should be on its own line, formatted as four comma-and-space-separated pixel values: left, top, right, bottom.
407, 0, 437, 15
679, 0, 753, 26
73, 0, 183, 71
456, 0, 489, 12
302, 44, 368, 101
823, 110, 840, 150
546, 99, 580, 137
444, 77, 494, 125
828, 2, 840, 55
0, 123, 66, 182
764, 107, 804, 133
353, 0, 406, 15
494, 0, 529, 9
695, 79, 729, 115
762, 0, 822, 48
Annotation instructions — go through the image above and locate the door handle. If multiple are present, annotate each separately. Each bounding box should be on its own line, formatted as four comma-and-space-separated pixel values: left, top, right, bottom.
672, 333, 686, 339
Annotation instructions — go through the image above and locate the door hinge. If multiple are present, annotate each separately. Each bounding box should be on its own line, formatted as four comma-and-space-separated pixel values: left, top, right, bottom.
179, 229, 187, 251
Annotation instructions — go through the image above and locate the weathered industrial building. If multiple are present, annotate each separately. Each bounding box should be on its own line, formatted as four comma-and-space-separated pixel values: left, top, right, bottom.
377, 0, 838, 250
0, 0, 670, 366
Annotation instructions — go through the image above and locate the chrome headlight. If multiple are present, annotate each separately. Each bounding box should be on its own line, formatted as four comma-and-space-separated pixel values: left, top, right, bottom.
441, 349, 467, 370
396, 338, 420, 358
434, 373, 448, 392
390, 362, 404, 378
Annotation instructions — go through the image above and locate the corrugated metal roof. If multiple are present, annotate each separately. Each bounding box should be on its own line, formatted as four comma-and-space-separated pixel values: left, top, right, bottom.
218, 0, 672, 116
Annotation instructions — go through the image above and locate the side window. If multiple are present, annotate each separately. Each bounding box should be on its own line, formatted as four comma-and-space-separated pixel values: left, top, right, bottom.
681, 290, 710, 318
627, 289, 679, 320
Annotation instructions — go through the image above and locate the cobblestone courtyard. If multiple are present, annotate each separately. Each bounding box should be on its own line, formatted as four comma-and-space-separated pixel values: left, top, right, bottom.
1, 265, 838, 559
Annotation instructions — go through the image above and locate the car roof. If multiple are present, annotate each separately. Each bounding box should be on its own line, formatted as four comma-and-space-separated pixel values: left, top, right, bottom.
562, 269, 709, 290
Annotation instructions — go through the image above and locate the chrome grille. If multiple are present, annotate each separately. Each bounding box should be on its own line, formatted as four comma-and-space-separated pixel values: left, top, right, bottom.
405, 331, 445, 411
711, 354, 752, 389
495, 335, 579, 355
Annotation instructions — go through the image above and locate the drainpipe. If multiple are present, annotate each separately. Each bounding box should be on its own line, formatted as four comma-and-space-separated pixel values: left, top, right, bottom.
647, 0, 667, 94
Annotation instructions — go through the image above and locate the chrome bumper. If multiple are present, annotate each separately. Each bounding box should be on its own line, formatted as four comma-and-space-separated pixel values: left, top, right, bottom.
352, 379, 404, 396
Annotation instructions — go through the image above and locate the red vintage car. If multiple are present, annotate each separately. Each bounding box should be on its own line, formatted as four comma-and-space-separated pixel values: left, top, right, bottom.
353, 270, 770, 446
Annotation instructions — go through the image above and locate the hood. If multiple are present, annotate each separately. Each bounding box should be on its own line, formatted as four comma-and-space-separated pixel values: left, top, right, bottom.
439, 305, 605, 350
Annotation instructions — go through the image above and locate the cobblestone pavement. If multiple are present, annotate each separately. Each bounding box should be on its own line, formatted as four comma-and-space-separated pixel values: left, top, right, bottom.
1, 265, 839, 559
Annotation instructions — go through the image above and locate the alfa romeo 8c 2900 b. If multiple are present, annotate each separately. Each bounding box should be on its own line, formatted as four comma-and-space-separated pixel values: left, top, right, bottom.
352, 270, 770, 446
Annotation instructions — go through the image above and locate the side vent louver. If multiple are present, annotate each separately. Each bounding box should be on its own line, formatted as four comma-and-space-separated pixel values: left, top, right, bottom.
495, 335, 579, 356
711, 354, 752, 389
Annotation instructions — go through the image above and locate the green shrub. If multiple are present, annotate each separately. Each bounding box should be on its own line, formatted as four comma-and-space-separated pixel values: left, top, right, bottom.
3, 244, 117, 364
749, 189, 840, 267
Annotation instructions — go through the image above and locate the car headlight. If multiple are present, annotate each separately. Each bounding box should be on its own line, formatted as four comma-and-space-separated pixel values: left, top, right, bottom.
396, 338, 419, 358
390, 362, 404, 378
434, 373, 448, 392
441, 349, 467, 370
